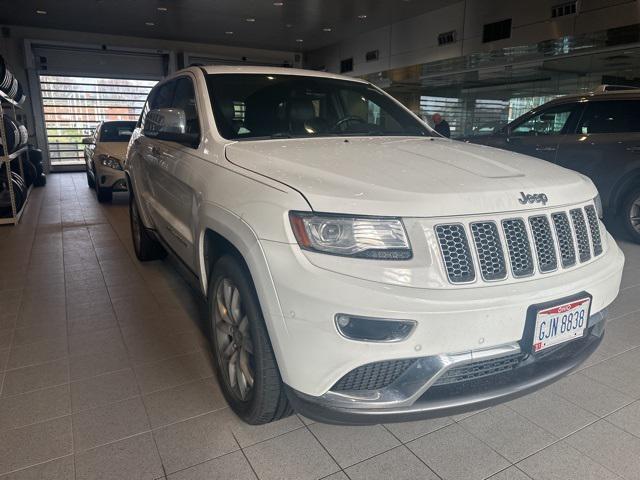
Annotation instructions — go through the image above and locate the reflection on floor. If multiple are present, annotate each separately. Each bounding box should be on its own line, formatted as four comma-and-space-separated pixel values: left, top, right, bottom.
1, 172, 640, 480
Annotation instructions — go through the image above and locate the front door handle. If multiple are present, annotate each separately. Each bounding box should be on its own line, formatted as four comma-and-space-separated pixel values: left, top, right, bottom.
535, 146, 557, 152
626, 146, 640, 153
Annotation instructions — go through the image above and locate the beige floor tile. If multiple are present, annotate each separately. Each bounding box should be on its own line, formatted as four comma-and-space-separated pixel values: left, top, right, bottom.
2, 359, 69, 397
143, 377, 226, 428
308, 423, 400, 469
70, 368, 139, 411
6, 339, 68, 370
153, 409, 239, 473
74, 432, 163, 480
0, 416, 72, 475
167, 451, 256, 480
0, 455, 74, 480
72, 397, 150, 451
0, 384, 70, 431
69, 349, 131, 381
134, 351, 214, 394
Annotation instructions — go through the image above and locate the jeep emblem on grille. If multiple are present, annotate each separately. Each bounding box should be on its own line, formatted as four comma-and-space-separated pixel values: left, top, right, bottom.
518, 192, 548, 205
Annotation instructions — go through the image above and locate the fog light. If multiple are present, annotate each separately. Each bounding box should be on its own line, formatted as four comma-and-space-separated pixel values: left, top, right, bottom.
335, 314, 416, 342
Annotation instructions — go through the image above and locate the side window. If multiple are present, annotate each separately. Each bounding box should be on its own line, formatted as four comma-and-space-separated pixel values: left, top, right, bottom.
577, 101, 640, 134
172, 77, 201, 141
511, 104, 578, 136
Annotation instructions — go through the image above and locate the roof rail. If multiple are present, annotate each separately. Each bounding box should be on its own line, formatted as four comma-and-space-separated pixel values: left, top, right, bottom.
592, 84, 640, 93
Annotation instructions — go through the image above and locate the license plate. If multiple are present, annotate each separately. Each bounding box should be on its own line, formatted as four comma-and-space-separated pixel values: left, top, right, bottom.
532, 297, 591, 352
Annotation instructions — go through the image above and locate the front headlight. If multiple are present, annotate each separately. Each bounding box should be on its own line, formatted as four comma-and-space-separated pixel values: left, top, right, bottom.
289, 211, 412, 259
594, 194, 603, 219
98, 154, 123, 171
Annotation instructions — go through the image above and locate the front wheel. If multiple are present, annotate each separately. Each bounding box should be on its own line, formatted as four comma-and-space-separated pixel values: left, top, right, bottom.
208, 255, 291, 424
622, 188, 640, 243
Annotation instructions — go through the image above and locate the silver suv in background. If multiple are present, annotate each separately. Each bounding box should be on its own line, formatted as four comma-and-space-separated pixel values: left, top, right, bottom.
467, 87, 640, 242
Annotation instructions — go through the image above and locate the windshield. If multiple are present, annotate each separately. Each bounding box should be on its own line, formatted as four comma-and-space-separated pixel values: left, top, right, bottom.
99, 121, 136, 142
205, 74, 431, 140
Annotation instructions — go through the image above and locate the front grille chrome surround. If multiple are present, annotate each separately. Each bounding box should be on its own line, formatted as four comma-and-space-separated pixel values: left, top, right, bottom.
435, 224, 476, 284
584, 205, 603, 256
502, 219, 535, 278
529, 215, 558, 273
551, 212, 577, 268
470, 221, 507, 281
570, 208, 591, 263
435, 203, 604, 285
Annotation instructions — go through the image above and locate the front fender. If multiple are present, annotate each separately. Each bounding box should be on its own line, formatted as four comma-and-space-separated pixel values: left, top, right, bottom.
195, 201, 293, 382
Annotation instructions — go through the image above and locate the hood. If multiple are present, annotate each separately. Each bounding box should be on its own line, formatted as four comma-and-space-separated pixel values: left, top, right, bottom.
95, 142, 128, 160
225, 137, 597, 217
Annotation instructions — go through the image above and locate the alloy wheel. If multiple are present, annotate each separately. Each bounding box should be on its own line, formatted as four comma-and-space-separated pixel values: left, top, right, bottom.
630, 195, 640, 234
213, 277, 255, 401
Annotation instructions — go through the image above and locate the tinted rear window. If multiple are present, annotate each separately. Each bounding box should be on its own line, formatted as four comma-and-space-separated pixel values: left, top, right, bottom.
577, 100, 640, 134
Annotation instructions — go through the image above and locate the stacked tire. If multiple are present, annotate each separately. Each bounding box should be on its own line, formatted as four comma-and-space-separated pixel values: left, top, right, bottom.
0, 116, 28, 156
0, 56, 25, 106
0, 170, 27, 217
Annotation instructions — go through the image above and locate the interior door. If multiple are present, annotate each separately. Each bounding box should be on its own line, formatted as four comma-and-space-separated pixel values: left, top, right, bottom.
505, 103, 582, 163
555, 99, 640, 207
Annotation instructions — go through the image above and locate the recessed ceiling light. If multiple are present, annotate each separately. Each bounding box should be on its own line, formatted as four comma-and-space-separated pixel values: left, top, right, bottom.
273, 1, 283, 5
225, 31, 234, 35
157, 6, 168, 12
145, 21, 155, 26
285, 23, 293, 28
323, 27, 332, 32
245, 17, 256, 22
36, 9, 47, 14
295, 38, 304, 43
357, 14, 367, 19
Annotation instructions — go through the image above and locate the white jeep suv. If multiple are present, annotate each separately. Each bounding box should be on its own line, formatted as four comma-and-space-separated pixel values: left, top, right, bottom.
125, 66, 624, 425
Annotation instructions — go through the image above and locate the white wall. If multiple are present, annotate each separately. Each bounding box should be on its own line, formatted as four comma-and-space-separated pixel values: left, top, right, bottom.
307, 0, 640, 76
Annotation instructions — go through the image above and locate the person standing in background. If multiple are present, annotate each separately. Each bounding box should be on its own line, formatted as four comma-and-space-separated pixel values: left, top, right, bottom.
432, 113, 451, 138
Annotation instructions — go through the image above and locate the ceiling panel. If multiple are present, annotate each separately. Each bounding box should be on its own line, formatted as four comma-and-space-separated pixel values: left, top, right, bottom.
0, 0, 460, 51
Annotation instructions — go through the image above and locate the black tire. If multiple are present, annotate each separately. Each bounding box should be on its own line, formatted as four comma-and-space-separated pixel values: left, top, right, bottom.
208, 255, 292, 425
622, 188, 640, 243
34, 173, 46, 187
96, 182, 112, 203
129, 192, 166, 261
86, 166, 95, 189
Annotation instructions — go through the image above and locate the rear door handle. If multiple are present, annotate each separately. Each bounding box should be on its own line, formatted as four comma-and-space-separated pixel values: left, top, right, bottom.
535, 146, 557, 152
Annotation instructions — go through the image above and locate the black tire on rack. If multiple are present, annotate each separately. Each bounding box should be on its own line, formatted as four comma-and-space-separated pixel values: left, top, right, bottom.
17, 125, 28, 147
27, 148, 44, 175
0, 56, 13, 92
0, 170, 25, 217
6, 77, 18, 99
34, 173, 46, 187
22, 159, 37, 187
13, 83, 25, 106
0, 116, 20, 155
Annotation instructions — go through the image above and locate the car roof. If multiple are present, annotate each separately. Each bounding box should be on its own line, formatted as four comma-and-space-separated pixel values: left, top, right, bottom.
178, 65, 369, 84
543, 88, 640, 107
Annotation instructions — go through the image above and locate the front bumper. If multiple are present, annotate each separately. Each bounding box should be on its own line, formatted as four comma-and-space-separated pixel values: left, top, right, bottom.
95, 164, 127, 191
285, 312, 605, 425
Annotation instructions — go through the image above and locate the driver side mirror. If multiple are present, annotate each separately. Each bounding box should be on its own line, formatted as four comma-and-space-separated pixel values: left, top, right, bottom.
144, 108, 198, 146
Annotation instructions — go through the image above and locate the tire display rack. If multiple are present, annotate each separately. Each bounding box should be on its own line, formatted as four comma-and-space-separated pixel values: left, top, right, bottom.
0, 85, 32, 225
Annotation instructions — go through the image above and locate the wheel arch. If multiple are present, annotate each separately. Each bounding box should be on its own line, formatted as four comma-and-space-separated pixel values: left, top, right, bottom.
612, 169, 640, 213
197, 204, 291, 382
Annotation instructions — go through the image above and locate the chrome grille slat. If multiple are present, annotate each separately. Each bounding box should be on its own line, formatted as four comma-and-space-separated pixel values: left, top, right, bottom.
584, 206, 603, 256
529, 216, 558, 273
470, 222, 507, 281
435, 224, 475, 283
501, 219, 535, 278
551, 212, 577, 268
570, 208, 591, 262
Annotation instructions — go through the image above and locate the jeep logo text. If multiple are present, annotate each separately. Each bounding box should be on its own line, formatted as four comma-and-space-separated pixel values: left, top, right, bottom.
518, 192, 548, 205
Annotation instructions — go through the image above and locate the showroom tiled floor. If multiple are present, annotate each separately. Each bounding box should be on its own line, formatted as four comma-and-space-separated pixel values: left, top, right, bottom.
1, 172, 640, 479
